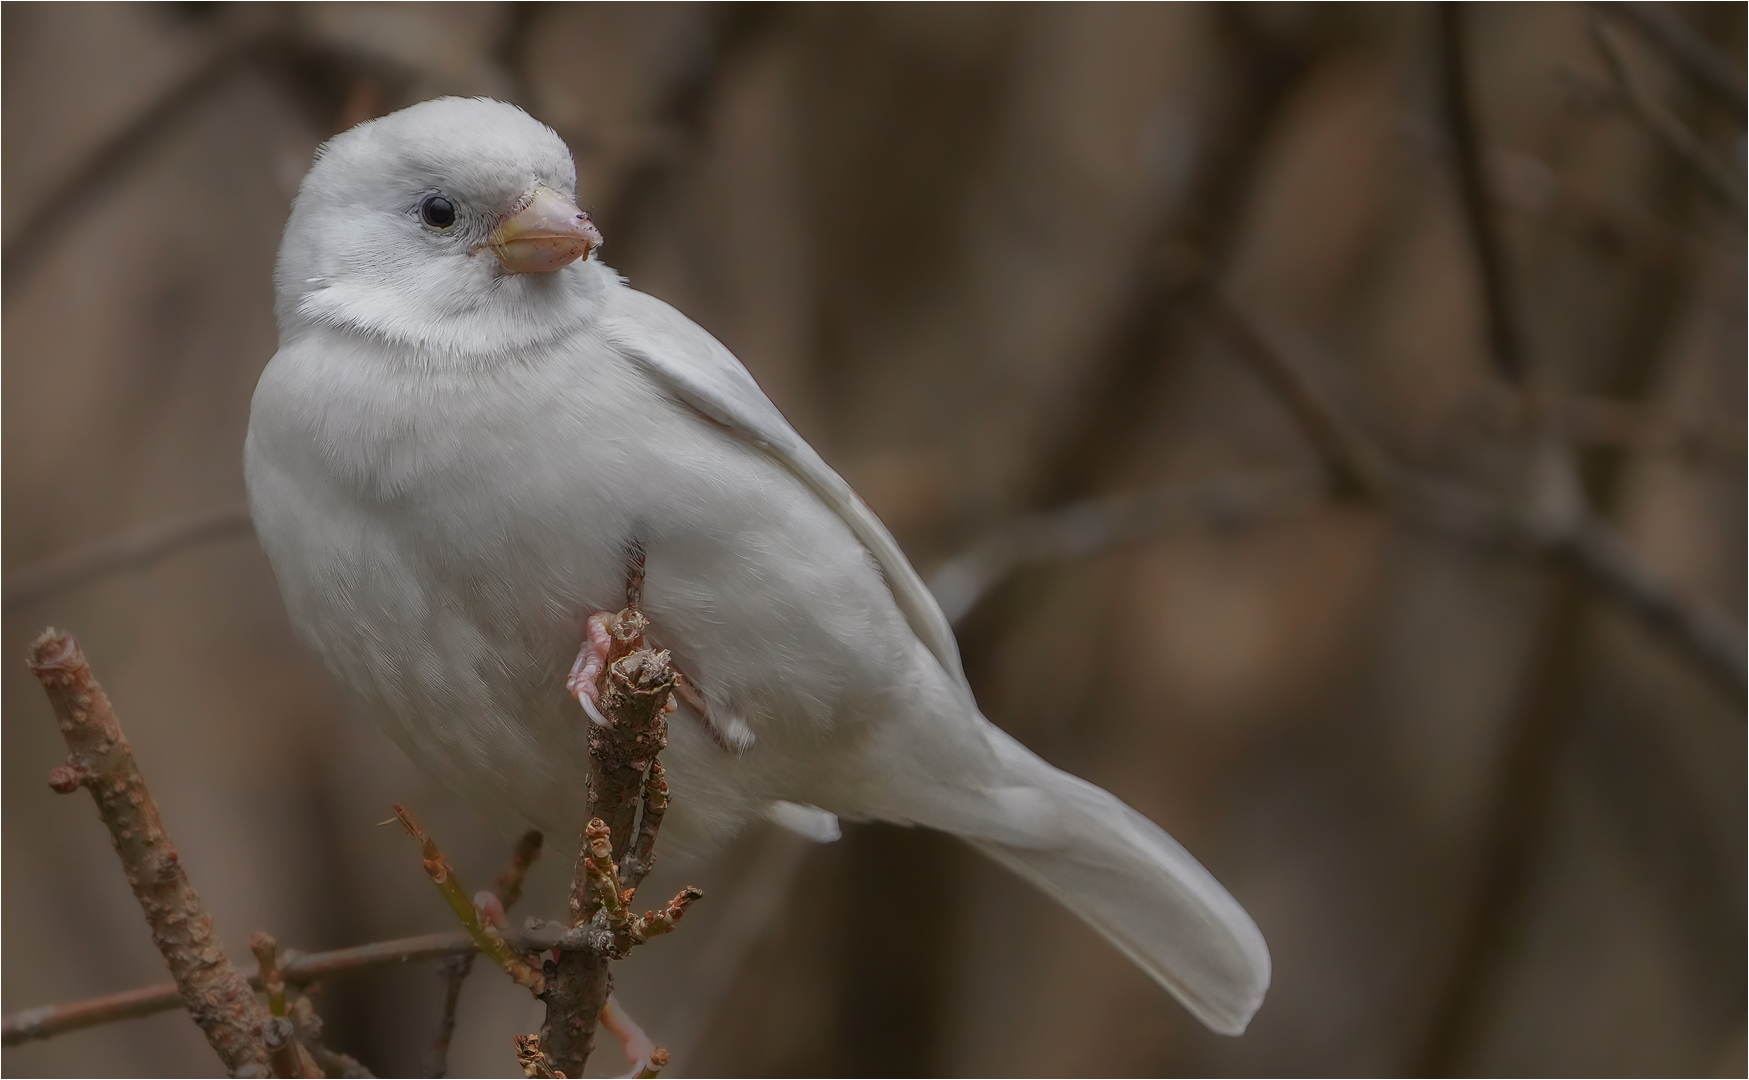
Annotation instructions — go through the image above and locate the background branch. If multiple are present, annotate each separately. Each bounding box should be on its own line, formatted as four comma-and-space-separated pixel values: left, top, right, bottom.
1598, 1, 1748, 121
4, 504, 254, 610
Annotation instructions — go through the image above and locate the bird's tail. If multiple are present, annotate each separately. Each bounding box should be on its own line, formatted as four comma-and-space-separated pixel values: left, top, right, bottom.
902, 720, 1271, 1035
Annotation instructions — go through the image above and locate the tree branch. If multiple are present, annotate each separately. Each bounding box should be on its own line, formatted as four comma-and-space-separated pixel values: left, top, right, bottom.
1436, 3, 1532, 385
1589, 18, 1747, 213
27, 629, 271, 1076
540, 544, 691, 1077
4, 504, 254, 609
928, 469, 1328, 626
1, 927, 585, 1048
1598, 1, 1747, 122
1205, 293, 1746, 704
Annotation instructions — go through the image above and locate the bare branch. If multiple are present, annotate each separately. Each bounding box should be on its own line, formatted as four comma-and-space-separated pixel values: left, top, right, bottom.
493, 830, 545, 912
4, 504, 254, 609
541, 550, 689, 1077
1207, 295, 1747, 704
427, 955, 472, 1079
1, 927, 582, 1047
1598, 1, 1747, 121
515, 1034, 562, 1078
1, 25, 278, 284
393, 806, 546, 994
928, 469, 1328, 627
1435, 3, 1532, 385
427, 828, 542, 1077
1473, 392, 1746, 466
288, 997, 374, 1079
1590, 19, 1747, 213
28, 630, 270, 1075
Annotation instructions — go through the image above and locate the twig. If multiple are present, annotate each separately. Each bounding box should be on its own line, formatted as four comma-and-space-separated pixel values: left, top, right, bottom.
540, 550, 688, 1077
1206, 293, 1747, 703
2, 928, 584, 1047
1, 25, 279, 285
426, 955, 472, 1079
1598, 1, 1747, 121
494, 830, 545, 911
250, 933, 289, 1018
1435, 2, 1531, 385
27, 629, 270, 1076
1590, 19, 1747, 212
515, 1034, 561, 1078
3, 504, 254, 609
393, 806, 545, 993
1471, 392, 1746, 466
427, 829, 542, 1077
262, 1012, 323, 1079
592, 4, 786, 256
928, 469, 1329, 626
288, 997, 374, 1079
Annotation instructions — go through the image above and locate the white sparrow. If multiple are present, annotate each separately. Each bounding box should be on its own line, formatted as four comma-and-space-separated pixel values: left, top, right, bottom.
244, 97, 1270, 1034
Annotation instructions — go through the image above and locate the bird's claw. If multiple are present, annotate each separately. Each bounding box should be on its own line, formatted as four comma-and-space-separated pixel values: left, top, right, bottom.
566, 612, 615, 726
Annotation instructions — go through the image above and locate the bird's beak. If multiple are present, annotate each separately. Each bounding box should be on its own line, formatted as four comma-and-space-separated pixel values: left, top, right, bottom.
487, 187, 602, 274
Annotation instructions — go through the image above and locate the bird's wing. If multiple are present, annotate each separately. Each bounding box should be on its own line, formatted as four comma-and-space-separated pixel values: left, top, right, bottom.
603, 285, 968, 688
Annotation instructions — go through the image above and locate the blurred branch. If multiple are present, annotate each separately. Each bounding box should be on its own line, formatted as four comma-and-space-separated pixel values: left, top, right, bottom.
1476, 393, 1746, 466
1436, 3, 1531, 385
1205, 293, 1747, 705
593, 3, 786, 255
1, 24, 277, 285
657, 828, 813, 1073
1, 927, 584, 1048
1589, 19, 1747, 213
929, 469, 1329, 626
3, 504, 254, 609
27, 630, 271, 1075
1597, 1, 1747, 121
427, 830, 542, 1078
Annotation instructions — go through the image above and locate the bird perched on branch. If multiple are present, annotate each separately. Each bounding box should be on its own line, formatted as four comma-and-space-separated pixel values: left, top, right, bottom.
245, 97, 1270, 1034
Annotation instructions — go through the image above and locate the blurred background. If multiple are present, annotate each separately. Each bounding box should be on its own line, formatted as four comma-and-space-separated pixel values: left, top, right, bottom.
4, 3, 1744, 1076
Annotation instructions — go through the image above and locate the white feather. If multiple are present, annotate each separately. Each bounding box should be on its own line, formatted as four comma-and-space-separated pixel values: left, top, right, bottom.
245, 96, 1271, 1035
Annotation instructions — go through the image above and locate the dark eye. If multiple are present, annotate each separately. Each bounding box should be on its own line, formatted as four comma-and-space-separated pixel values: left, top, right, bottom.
419, 195, 456, 229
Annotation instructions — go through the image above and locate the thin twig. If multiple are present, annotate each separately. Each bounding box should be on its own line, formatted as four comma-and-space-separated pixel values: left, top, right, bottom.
1, 25, 280, 284
1436, 2, 1531, 385
428, 829, 543, 1077
494, 830, 545, 911
27, 630, 271, 1075
393, 806, 546, 994
1599, 1, 1747, 121
1471, 392, 1746, 466
928, 469, 1329, 626
515, 1034, 561, 1078
1590, 18, 1747, 213
2, 928, 581, 1048
1206, 294, 1747, 703
3, 504, 254, 609
540, 549, 688, 1077
289, 997, 374, 1079
427, 955, 473, 1079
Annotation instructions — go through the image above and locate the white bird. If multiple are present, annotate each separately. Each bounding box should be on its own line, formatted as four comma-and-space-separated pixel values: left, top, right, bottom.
245, 97, 1270, 1035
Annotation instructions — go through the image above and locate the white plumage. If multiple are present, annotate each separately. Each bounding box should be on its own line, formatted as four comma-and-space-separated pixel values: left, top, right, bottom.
245, 97, 1270, 1034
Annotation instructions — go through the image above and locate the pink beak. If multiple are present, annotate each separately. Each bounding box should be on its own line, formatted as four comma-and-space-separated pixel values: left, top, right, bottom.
487, 186, 602, 274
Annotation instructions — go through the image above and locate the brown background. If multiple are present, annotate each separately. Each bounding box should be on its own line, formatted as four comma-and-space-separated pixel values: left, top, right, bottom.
4, 3, 1744, 1076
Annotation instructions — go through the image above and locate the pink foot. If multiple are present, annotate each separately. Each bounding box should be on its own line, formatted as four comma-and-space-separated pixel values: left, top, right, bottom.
566, 612, 615, 727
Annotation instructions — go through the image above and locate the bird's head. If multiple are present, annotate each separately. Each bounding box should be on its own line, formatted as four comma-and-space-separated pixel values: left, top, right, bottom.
276, 97, 606, 358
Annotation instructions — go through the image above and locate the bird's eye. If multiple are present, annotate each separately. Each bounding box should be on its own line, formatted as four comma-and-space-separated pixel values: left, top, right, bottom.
419, 195, 456, 229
